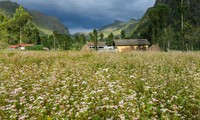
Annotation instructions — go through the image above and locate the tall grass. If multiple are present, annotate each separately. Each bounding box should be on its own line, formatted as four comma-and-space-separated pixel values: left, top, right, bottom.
0, 51, 199, 119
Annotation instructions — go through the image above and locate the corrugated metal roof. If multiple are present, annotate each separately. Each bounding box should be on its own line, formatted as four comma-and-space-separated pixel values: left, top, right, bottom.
9, 44, 34, 48
114, 39, 150, 46
9, 45, 18, 48
86, 42, 106, 46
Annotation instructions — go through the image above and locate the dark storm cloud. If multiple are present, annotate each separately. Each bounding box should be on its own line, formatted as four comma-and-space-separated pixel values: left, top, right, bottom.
10, 0, 155, 33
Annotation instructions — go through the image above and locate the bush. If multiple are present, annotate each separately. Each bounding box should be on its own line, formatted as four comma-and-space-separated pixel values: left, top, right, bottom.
25, 45, 43, 50
0, 41, 8, 49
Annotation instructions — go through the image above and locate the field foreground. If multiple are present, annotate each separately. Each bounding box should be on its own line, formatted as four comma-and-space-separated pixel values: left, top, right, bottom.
0, 51, 200, 119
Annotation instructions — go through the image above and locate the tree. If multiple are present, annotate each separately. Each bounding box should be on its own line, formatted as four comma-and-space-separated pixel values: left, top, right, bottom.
147, 4, 171, 48
179, 0, 190, 51
71, 34, 86, 50
33, 28, 41, 45
0, 14, 13, 44
12, 6, 32, 44
121, 30, 126, 39
21, 21, 41, 44
0, 13, 5, 22
89, 29, 99, 50
158, 26, 175, 51
100, 33, 104, 41
79, 34, 86, 44
53, 31, 58, 50
93, 29, 98, 50
106, 33, 114, 46
184, 23, 200, 51
0, 6, 32, 45
89, 32, 94, 42
0, 13, 8, 49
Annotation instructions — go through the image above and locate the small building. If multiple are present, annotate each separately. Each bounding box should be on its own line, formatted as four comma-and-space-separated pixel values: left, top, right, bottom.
8, 44, 34, 50
85, 42, 114, 51
8, 45, 19, 50
113, 39, 150, 52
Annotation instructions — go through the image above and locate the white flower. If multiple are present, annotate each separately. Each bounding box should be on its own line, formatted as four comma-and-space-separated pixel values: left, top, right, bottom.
130, 75, 136, 78
103, 68, 109, 72
118, 114, 125, 120
90, 91, 96, 94
82, 81, 87, 85
19, 115, 28, 120
152, 98, 159, 102
103, 97, 109, 101
171, 95, 178, 101
37, 96, 44, 100
110, 90, 116, 94
118, 100, 124, 107
161, 108, 168, 113
97, 89, 103, 93
140, 78, 145, 81
106, 116, 114, 120
73, 84, 78, 87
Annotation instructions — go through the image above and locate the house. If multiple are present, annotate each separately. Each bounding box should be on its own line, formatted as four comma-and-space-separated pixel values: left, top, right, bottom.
8, 45, 19, 50
8, 44, 34, 50
18, 44, 34, 50
113, 39, 150, 52
85, 42, 114, 51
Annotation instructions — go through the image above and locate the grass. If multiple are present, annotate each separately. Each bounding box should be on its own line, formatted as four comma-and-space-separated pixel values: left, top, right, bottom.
0, 51, 199, 119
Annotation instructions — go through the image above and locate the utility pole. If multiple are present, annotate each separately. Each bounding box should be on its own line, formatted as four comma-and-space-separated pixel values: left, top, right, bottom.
181, 0, 186, 51
19, 26, 22, 51
20, 26, 22, 45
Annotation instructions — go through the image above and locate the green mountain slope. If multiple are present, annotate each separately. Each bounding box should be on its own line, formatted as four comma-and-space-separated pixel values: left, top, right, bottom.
155, 0, 200, 26
29, 10, 69, 35
132, 0, 200, 37
0, 0, 69, 35
130, 0, 200, 50
99, 19, 139, 37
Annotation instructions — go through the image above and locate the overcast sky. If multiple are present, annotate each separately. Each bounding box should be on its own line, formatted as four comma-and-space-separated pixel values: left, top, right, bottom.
10, 0, 155, 34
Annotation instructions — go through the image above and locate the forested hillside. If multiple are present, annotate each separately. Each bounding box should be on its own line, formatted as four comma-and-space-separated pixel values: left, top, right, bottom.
0, 1, 69, 35
131, 0, 200, 51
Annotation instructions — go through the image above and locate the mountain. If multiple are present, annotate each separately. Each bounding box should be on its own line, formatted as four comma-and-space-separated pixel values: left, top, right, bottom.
154, 0, 200, 26
132, 0, 200, 35
130, 0, 200, 50
29, 10, 69, 35
0, 0, 69, 35
99, 18, 139, 37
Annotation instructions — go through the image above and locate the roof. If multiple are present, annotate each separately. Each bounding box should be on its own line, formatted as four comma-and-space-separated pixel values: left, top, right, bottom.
9, 44, 34, 48
9, 45, 19, 48
86, 42, 106, 46
114, 39, 150, 46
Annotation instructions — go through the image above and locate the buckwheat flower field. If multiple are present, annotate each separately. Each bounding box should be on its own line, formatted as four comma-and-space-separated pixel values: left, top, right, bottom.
0, 51, 199, 119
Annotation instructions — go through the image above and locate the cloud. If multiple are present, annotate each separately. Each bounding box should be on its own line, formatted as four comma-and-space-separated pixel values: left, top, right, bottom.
10, 0, 155, 33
